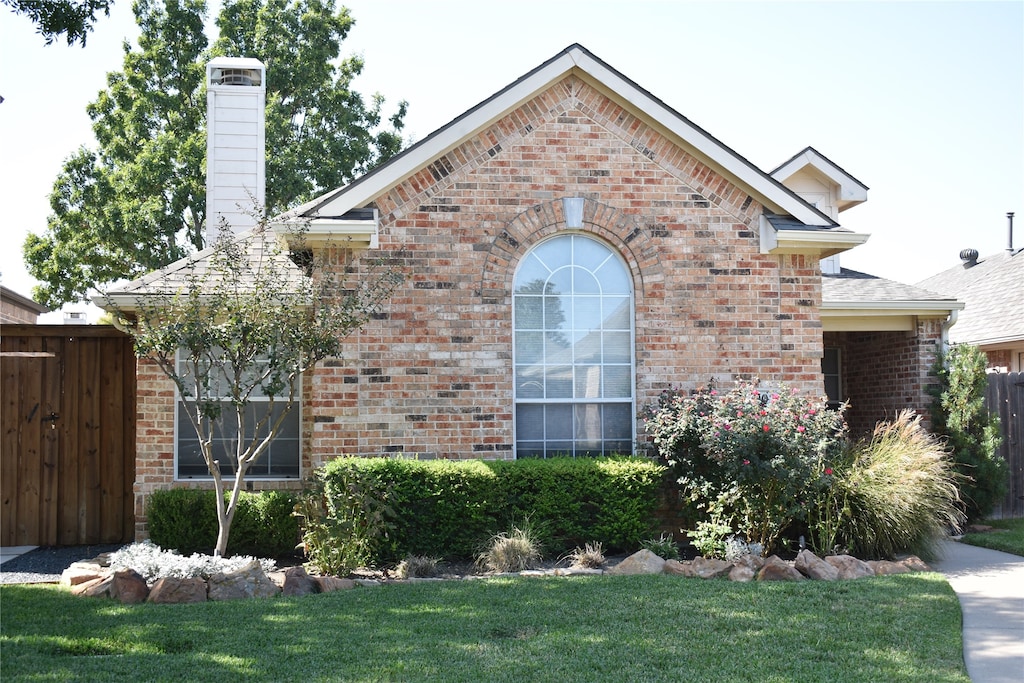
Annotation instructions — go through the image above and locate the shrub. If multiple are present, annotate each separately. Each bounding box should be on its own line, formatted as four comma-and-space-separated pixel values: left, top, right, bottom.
297, 455, 666, 571
394, 555, 441, 579
640, 532, 680, 560
644, 380, 847, 554
295, 460, 396, 576
928, 344, 1006, 521
476, 522, 542, 573
563, 542, 606, 569
147, 489, 299, 558
108, 541, 276, 584
811, 411, 965, 560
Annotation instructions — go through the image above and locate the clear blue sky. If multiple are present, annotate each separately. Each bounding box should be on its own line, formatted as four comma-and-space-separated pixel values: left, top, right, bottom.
2, 0, 1021, 320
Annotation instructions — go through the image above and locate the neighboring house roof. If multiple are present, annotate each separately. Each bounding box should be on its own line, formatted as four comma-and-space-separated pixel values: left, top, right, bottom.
915, 249, 1024, 346
820, 268, 963, 331
1, 285, 49, 323
278, 44, 866, 255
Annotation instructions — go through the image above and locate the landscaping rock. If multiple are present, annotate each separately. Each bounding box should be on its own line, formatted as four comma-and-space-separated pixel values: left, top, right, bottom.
148, 577, 208, 604
313, 576, 356, 592
74, 574, 115, 598
691, 557, 732, 579
733, 554, 765, 571
757, 556, 804, 581
795, 550, 839, 581
554, 567, 604, 577
608, 549, 666, 575
868, 560, 912, 576
898, 556, 931, 572
824, 555, 874, 580
112, 569, 150, 604
662, 559, 695, 577
61, 562, 106, 587
208, 561, 281, 600
728, 564, 756, 582
282, 566, 319, 597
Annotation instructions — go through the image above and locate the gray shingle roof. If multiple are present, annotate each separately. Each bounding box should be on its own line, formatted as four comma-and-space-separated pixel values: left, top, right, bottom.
915, 249, 1024, 345
823, 268, 959, 305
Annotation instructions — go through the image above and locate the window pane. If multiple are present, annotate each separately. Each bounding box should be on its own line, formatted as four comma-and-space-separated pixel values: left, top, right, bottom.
515, 366, 544, 398
546, 404, 573, 439
573, 267, 600, 294
602, 297, 630, 329
545, 366, 573, 398
573, 296, 602, 331
574, 365, 602, 398
515, 296, 543, 329
603, 331, 631, 363
515, 331, 544, 363
515, 256, 549, 293
533, 238, 571, 271
516, 404, 544, 441
603, 365, 632, 398
574, 404, 603, 448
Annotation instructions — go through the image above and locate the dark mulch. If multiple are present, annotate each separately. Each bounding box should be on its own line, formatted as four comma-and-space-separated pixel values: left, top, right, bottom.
1, 544, 126, 584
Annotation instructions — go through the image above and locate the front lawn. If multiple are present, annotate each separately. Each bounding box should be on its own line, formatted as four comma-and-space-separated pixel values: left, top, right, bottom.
959, 518, 1024, 557
1, 574, 968, 682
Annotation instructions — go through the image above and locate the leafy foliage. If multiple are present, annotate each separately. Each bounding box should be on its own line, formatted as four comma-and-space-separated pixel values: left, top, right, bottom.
644, 380, 847, 554
108, 541, 276, 584
297, 456, 666, 571
24, 0, 407, 308
295, 457, 397, 577
3, 0, 113, 45
640, 533, 680, 560
927, 344, 1006, 521
146, 488, 300, 558
113, 220, 402, 557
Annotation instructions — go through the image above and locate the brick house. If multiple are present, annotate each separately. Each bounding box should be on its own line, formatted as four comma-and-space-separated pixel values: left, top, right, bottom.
103, 46, 961, 539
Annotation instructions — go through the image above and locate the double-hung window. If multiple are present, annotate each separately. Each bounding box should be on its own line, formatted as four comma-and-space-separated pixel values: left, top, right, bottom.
513, 234, 635, 457
175, 352, 300, 479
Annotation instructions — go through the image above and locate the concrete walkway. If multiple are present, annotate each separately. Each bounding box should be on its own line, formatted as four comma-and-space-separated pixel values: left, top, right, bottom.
933, 539, 1024, 683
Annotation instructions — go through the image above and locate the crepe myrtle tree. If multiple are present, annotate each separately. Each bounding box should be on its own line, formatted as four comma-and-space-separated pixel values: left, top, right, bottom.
107, 215, 402, 557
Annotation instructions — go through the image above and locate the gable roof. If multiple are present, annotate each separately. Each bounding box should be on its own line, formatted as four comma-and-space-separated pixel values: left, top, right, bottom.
770, 146, 869, 213
281, 44, 852, 236
915, 249, 1024, 346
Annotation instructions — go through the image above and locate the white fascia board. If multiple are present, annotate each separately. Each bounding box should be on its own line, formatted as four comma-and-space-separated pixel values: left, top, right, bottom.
759, 215, 869, 257
821, 300, 965, 316
297, 46, 830, 226
271, 214, 379, 249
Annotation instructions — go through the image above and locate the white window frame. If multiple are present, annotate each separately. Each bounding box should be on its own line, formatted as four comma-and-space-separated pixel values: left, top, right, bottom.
173, 351, 301, 481
512, 232, 636, 458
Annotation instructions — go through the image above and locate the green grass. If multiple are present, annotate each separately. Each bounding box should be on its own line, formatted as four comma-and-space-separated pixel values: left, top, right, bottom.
960, 517, 1024, 557
1, 574, 968, 682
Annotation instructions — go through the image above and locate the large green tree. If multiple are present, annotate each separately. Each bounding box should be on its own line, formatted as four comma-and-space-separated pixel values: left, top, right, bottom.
24, 0, 406, 309
3, 0, 113, 45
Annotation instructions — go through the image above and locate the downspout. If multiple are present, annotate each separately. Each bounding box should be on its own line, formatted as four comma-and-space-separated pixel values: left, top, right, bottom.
940, 309, 959, 355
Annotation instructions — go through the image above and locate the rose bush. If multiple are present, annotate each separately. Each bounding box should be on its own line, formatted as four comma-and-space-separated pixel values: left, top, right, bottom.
644, 380, 847, 555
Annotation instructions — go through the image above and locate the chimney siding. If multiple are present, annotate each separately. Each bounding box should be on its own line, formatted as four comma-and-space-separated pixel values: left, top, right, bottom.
206, 57, 266, 243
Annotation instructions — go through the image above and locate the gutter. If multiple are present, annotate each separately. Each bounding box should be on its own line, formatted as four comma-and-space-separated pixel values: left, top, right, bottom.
941, 309, 959, 355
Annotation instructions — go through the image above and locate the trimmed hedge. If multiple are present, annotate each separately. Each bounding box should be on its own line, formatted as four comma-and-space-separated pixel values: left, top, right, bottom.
301, 456, 667, 567
147, 489, 300, 558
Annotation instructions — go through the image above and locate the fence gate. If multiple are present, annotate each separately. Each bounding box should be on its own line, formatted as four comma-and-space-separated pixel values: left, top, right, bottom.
986, 371, 1024, 519
1, 325, 136, 546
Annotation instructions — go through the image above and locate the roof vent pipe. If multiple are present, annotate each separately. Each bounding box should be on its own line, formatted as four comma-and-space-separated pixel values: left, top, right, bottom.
1008, 212, 1015, 253
959, 248, 979, 267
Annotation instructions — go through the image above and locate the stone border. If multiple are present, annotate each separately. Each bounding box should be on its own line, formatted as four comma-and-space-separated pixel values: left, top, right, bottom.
60, 548, 933, 605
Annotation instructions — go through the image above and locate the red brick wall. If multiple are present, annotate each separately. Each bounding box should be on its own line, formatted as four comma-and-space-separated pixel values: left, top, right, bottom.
825, 319, 943, 436
133, 76, 831, 537
306, 76, 826, 461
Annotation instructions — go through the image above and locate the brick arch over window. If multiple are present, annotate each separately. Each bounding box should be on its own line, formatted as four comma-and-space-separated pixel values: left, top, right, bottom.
477, 198, 661, 305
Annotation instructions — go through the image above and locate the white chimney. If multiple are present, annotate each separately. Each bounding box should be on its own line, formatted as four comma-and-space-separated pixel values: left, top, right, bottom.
206, 57, 266, 244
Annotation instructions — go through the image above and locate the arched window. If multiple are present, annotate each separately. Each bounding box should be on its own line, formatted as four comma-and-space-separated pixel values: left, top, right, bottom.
513, 234, 634, 457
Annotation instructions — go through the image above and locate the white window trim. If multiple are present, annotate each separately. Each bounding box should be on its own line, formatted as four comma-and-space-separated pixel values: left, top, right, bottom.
511, 232, 636, 458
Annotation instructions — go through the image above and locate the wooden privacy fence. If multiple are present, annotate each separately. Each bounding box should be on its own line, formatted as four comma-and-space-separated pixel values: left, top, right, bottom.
1, 325, 136, 546
986, 371, 1024, 519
